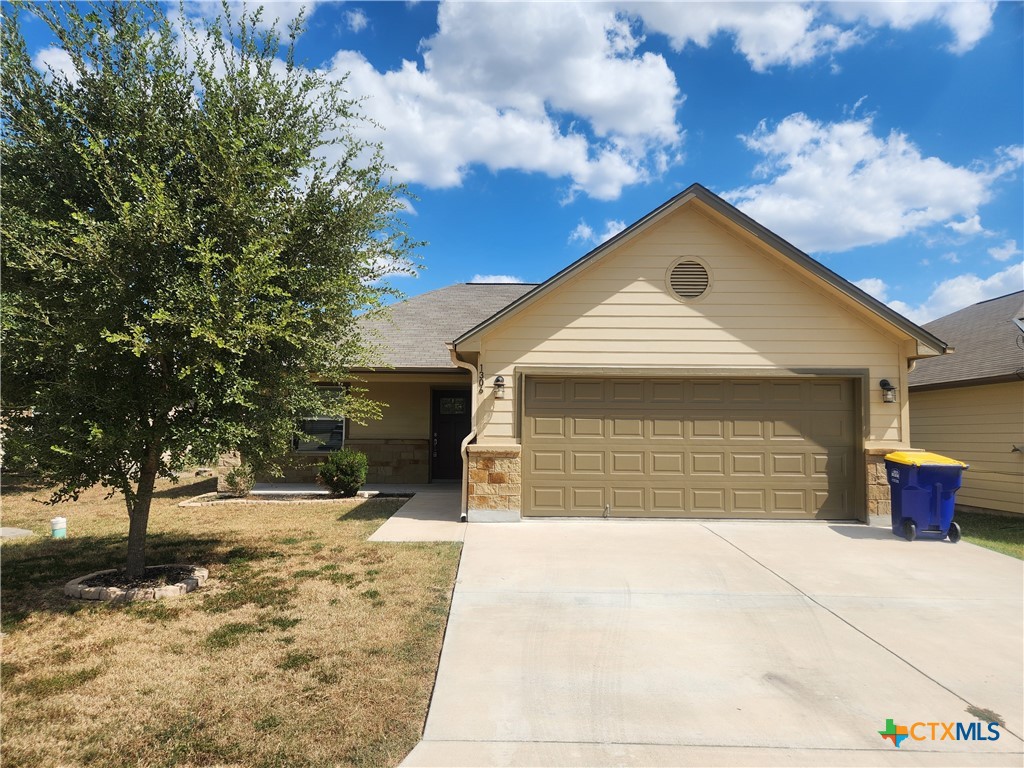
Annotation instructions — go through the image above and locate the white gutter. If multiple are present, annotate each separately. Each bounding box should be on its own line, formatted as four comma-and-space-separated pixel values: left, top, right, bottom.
447, 343, 476, 522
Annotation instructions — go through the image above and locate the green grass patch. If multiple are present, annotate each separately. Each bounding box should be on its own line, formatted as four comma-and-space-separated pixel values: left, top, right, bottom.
959, 511, 1024, 559
13, 665, 104, 697
277, 651, 318, 671
201, 578, 296, 614
204, 622, 265, 650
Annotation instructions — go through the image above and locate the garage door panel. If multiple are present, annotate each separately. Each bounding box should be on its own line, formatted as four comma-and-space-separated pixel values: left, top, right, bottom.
731, 418, 764, 439
531, 450, 565, 474
692, 488, 727, 514
771, 453, 806, 477
731, 381, 764, 402
530, 486, 565, 511
770, 417, 806, 440
612, 487, 645, 512
524, 377, 856, 519
611, 417, 644, 438
811, 381, 847, 404
531, 379, 565, 403
651, 488, 685, 511
611, 380, 644, 401
571, 380, 604, 401
531, 416, 565, 438
691, 452, 725, 475
652, 418, 683, 437
570, 416, 604, 438
572, 451, 604, 473
651, 381, 684, 402
611, 452, 644, 474
651, 452, 685, 474
731, 453, 765, 476
692, 381, 726, 402
733, 489, 767, 513
772, 489, 807, 512
692, 419, 724, 439
572, 486, 605, 511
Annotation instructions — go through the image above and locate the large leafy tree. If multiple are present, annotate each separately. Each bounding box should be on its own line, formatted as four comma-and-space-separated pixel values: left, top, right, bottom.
1, 1, 416, 576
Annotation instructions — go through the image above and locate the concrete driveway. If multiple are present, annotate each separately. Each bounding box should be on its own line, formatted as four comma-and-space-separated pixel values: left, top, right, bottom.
402, 520, 1023, 767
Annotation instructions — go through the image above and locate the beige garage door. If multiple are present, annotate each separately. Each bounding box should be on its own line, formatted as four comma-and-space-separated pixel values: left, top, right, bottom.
523, 377, 857, 519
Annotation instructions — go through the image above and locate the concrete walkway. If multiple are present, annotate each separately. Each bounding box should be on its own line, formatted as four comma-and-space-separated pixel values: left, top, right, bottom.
403, 520, 1024, 767
368, 485, 464, 542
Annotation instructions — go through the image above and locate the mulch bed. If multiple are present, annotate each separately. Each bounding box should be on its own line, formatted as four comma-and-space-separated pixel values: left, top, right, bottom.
79, 565, 197, 591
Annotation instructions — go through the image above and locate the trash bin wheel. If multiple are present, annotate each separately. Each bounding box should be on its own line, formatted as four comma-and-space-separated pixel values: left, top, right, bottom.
903, 519, 917, 542
947, 521, 962, 543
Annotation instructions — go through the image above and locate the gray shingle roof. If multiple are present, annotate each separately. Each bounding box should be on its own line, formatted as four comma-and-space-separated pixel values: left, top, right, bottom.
359, 283, 536, 369
908, 291, 1024, 389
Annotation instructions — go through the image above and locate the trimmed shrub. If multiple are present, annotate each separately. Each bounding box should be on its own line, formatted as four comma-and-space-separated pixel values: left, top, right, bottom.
223, 465, 255, 497
316, 448, 368, 497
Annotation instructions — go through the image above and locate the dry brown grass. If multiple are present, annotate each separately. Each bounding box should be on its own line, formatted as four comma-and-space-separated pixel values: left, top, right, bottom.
0, 476, 461, 768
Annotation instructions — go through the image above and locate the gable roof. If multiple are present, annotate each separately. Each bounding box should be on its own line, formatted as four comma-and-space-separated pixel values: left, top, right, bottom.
453, 183, 947, 357
908, 291, 1024, 390
360, 283, 536, 370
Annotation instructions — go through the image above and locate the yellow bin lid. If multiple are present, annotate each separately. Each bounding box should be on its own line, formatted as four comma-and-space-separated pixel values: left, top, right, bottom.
885, 451, 968, 467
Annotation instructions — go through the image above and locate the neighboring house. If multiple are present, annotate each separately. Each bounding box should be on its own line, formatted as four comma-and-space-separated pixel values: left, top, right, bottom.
242, 183, 950, 522
908, 291, 1024, 516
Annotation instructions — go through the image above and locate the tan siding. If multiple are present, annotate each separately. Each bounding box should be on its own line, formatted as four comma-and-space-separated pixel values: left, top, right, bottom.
477, 206, 906, 445
909, 381, 1024, 514
347, 374, 468, 439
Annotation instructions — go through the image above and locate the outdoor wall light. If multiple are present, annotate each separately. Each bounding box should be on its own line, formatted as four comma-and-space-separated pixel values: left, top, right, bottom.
879, 379, 897, 403
493, 375, 506, 399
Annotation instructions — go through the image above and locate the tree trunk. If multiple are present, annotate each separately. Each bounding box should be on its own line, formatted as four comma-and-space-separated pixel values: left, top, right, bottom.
125, 444, 160, 578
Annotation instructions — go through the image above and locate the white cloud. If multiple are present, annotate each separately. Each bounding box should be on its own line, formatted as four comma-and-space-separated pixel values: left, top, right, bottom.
570, 218, 627, 245
940, 252, 960, 264
321, 3, 683, 200
725, 113, 1022, 253
32, 46, 79, 85
569, 221, 596, 244
631, 2, 859, 72
186, 1, 319, 31
858, 263, 1024, 324
945, 215, 985, 236
989, 240, 1023, 262
854, 277, 889, 301
830, 1, 997, 55
344, 9, 368, 33
631, 1, 996, 71
471, 274, 524, 284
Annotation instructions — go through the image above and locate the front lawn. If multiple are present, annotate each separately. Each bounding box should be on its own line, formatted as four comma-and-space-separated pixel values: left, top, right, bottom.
0, 476, 461, 768
958, 509, 1024, 559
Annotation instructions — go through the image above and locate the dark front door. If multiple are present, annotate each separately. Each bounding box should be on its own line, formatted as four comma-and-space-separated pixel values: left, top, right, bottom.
431, 389, 472, 481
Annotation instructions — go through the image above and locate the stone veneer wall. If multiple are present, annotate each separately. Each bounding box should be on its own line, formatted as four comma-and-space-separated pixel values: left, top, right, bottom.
467, 445, 522, 516
221, 439, 430, 489
865, 449, 892, 519
217, 451, 242, 493
347, 439, 429, 484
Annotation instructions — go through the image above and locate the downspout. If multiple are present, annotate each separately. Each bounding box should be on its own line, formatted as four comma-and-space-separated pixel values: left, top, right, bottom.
447, 343, 476, 522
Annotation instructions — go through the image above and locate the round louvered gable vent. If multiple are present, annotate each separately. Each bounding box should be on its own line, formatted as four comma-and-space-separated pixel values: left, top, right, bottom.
668, 260, 709, 300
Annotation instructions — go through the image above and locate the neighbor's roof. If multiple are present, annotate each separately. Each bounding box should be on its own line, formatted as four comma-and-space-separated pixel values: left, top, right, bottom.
909, 291, 1024, 390
359, 283, 536, 369
453, 183, 948, 357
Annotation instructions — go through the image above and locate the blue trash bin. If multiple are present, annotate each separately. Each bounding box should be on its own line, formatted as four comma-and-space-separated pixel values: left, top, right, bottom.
884, 451, 969, 542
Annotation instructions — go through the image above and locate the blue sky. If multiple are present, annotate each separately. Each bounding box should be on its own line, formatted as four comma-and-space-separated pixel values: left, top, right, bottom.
27, 1, 1024, 323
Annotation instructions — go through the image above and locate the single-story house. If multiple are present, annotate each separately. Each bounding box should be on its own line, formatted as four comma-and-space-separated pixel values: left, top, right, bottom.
240, 183, 951, 522
908, 291, 1024, 516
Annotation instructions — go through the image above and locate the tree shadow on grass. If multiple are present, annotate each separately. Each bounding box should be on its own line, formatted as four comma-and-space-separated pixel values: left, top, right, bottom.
0, 530, 280, 632
337, 497, 410, 523
151, 477, 218, 499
